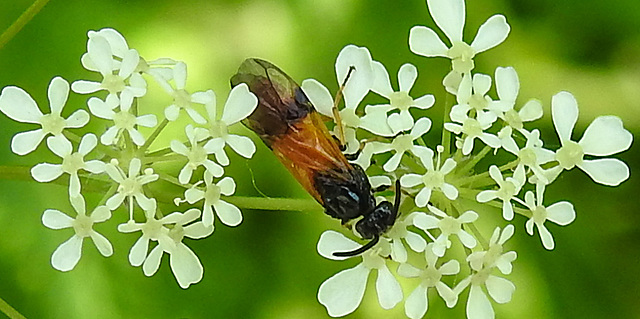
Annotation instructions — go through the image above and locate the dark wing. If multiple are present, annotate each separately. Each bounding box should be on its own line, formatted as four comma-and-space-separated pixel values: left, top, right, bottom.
230, 58, 312, 147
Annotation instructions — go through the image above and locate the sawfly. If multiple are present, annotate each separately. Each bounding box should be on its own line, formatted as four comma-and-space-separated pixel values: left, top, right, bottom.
231, 58, 400, 257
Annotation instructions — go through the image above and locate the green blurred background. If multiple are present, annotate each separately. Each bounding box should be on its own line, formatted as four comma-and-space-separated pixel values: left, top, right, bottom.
0, 0, 638, 318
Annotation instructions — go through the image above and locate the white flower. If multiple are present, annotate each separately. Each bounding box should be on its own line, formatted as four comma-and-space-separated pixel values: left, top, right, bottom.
400, 154, 458, 207
104, 158, 158, 216
413, 205, 477, 257
409, 0, 510, 92
317, 231, 402, 317
505, 129, 556, 184
117, 199, 174, 267
476, 165, 526, 221
467, 225, 517, 275
31, 134, 106, 197
456, 260, 515, 319
384, 212, 428, 263
171, 124, 224, 184
0, 76, 89, 155
492, 67, 543, 130
42, 195, 112, 271
87, 94, 158, 146
523, 184, 576, 250
368, 62, 435, 134
72, 35, 146, 107
81, 28, 130, 69
184, 172, 241, 227
205, 83, 259, 166
138, 208, 214, 289
445, 106, 501, 155
302, 45, 383, 153
551, 91, 632, 186
364, 117, 434, 172
156, 62, 209, 124
398, 243, 460, 319
450, 72, 499, 123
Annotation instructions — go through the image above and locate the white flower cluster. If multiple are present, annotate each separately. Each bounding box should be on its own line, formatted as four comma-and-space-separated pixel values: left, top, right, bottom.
309, 0, 633, 318
0, 28, 259, 288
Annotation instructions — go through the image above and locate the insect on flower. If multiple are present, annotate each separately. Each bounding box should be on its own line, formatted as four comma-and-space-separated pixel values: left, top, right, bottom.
231, 58, 400, 257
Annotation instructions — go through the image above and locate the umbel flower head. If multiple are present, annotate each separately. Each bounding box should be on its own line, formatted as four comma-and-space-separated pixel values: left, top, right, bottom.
0, 27, 258, 289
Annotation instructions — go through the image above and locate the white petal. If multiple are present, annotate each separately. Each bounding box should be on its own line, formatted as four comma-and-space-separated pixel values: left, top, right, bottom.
577, 158, 630, 186
390, 239, 407, 263
11, 129, 45, 155
336, 45, 373, 109
470, 15, 511, 54
31, 163, 63, 182
184, 222, 214, 239
415, 187, 432, 207
519, 99, 543, 122
413, 214, 440, 230
129, 236, 149, 266
170, 244, 203, 289
0, 86, 42, 123
203, 160, 224, 177
409, 26, 449, 57
472, 73, 492, 96
485, 275, 515, 304
47, 134, 72, 157
414, 94, 435, 109
552, 91, 578, 143
78, 133, 98, 155
136, 114, 158, 128
495, 67, 518, 102
215, 178, 234, 197
476, 190, 497, 203
398, 63, 418, 93
42, 209, 73, 229
70, 80, 102, 94
427, 0, 465, 42
371, 61, 393, 97
47, 77, 70, 115
467, 284, 494, 319
213, 200, 242, 226
441, 183, 459, 200
405, 286, 428, 319
173, 62, 188, 89
376, 265, 403, 309
226, 135, 256, 158
318, 264, 369, 317
546, 201, 575, 226
404, 231, 427, 252
579, 116, 632, 156
185, 108, 207, 125
457, 230, 477, 249
221, 83, 258, 125
51, 235, 83, 271
88, 36, 114, 75
400, 174, 422, 188
90, 231, 113, 257
383, 151, 404, 172
143, 245, 164, 276
538, 223, 555, 250
301, 79, 334, 117
317, 230, 360, 260
164, 104, 180, 121
65, 109, 90, 128
435, 281, 458, 308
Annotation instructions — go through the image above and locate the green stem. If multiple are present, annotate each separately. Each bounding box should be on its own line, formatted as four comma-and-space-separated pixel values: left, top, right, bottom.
459, 145, 491, 174
139, 118, 169, 154
0, 295, 26, 319
0, 0, 50, 50
225, 196, 322, 212
441, 92, 453, 158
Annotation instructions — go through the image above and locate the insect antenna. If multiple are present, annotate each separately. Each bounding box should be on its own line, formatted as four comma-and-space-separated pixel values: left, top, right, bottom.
332, 65, 356, 150
332, 234, 379, 258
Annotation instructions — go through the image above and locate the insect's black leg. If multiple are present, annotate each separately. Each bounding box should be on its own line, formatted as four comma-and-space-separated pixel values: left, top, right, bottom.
372, 184, 390, 193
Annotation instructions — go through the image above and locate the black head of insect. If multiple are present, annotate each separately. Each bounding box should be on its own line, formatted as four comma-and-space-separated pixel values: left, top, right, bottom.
331, 179, 401, 257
